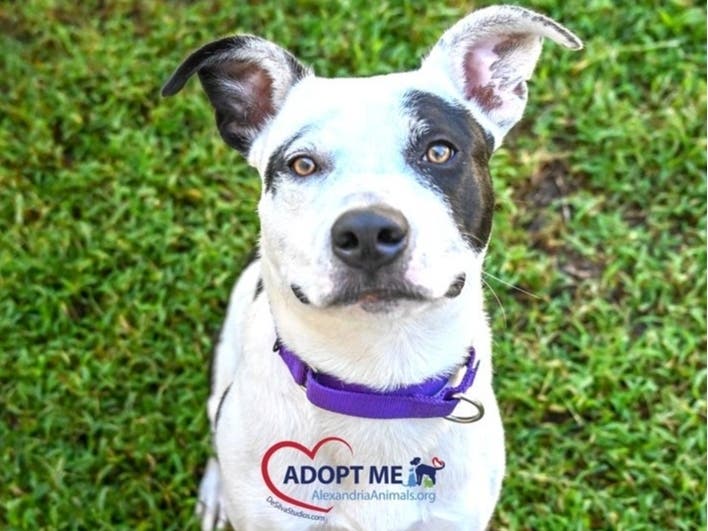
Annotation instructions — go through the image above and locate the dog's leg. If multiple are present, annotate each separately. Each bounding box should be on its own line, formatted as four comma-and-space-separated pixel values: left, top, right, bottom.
196, 257, 262, 530
196, 457, 228, 530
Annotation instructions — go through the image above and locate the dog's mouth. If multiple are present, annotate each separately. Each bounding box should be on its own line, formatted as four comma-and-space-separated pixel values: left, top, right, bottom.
327, 285, 427, 307
291, 273, 466, 310
444, 273, 466, 298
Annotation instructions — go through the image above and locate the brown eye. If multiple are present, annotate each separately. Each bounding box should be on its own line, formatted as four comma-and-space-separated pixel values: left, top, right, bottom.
289, 156, 317, 177
425, 142, 455, 164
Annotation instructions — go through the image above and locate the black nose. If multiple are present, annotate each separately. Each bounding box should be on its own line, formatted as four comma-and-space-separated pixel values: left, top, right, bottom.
331, 207, 409, 272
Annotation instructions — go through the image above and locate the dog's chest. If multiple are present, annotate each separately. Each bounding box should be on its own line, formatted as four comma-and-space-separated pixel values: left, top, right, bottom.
213, 320, 503, 530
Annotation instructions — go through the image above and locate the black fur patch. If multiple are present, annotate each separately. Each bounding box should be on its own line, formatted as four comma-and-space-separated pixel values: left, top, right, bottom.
162, 35, 309, 156
291, 284, 311, 304
214, 383, 232, 430
264, 128, 309, 193
254, 278, 264, 300
403, 91, 494, 251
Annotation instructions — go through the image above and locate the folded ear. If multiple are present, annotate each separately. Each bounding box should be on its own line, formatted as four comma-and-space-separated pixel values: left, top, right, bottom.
421, 5, 582, 149
162, 36, 311, 155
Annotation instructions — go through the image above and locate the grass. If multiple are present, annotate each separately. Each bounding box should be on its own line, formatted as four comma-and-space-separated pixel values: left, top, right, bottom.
1, 0, 705, 529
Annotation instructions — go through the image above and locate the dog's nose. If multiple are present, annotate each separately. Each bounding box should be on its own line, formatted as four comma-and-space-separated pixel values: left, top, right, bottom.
331, 207, 409, 272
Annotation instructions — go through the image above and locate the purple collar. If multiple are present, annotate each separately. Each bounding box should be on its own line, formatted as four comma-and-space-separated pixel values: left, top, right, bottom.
275, 340, 483, 423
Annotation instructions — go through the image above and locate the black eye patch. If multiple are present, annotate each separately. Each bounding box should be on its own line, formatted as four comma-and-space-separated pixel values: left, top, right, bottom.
264, 127, 325, 193
402, 90, 495, 252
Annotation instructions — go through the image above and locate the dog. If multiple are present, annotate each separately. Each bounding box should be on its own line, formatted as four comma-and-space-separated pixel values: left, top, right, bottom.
410, 457, 446, 487
162, 5, 581, 530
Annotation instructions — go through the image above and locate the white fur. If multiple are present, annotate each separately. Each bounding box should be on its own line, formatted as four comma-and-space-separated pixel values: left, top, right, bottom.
210, 266, 504, 530
207, 71, 505, 529
191, 5, 582, 530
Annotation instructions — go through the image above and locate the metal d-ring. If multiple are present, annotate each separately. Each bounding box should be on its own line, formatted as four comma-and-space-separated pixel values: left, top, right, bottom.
445, 394, 485, 423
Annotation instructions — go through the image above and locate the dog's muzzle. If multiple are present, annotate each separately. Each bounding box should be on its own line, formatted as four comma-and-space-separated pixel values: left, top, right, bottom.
289, 206, 467, 309
330, 206, 409, 273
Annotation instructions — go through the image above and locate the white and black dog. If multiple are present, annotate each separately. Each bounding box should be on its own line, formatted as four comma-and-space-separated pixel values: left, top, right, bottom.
162, 5, 581, 530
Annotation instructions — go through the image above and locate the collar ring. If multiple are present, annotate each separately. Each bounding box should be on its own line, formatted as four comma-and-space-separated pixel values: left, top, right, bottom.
444, 394, 485, 423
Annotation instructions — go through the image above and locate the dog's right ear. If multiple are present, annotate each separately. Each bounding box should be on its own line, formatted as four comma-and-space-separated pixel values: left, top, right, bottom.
161, 36, 311, 155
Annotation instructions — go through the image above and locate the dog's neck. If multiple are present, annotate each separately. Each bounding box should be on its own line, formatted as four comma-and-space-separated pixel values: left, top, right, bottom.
261, 260, 490, 390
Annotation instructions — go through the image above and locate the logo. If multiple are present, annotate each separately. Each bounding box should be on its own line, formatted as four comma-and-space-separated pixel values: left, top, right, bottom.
261, 436, 352, 513
407, 456, 446, 488
260, 437, 442, 520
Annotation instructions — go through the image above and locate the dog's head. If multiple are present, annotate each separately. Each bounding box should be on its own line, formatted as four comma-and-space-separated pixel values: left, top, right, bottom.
410, 457, 422, 466
163, 6, 581, 315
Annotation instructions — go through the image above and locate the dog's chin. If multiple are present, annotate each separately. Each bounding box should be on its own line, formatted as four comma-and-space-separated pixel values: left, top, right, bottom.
291, 273, 466, 314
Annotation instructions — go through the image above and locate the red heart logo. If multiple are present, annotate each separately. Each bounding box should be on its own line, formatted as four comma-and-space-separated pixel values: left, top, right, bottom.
432, 457, 445, 468
260, 436, 353, 513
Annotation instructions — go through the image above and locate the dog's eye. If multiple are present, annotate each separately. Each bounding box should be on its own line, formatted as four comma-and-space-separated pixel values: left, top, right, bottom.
289, 156, 318, 177
424, 142, 455, 164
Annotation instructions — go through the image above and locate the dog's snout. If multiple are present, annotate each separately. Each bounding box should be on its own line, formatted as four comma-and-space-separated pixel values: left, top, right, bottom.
331, 207, 409, 272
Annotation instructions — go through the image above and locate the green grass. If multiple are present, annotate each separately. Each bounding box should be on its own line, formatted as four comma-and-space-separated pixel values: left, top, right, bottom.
1, 1, 705, 529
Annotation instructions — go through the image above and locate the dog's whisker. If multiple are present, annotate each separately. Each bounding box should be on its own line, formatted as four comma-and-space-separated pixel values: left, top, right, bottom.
481, 277, 507, 328
482, 271, 543, 300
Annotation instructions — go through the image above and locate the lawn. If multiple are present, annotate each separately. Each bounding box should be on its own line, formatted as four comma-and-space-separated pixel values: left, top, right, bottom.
1, 1, 705, 529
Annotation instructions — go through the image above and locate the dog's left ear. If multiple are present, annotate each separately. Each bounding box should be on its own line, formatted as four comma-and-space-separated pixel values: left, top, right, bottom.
162, 36, 311, 155
421, 5, 582, 148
